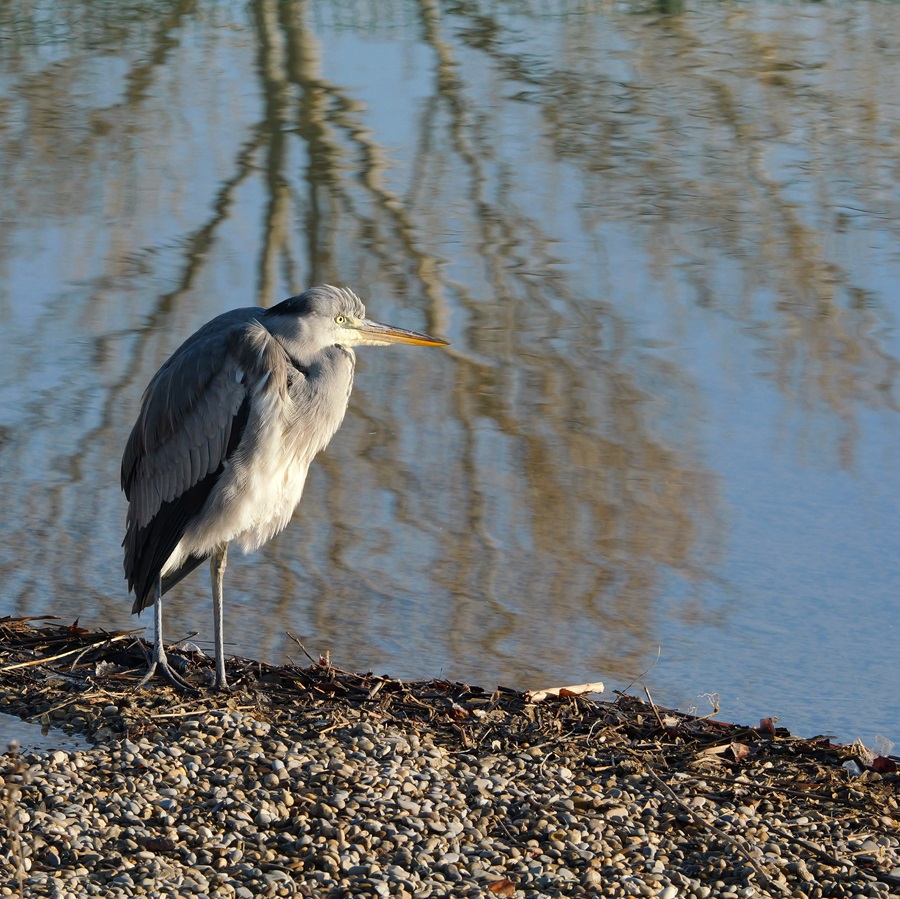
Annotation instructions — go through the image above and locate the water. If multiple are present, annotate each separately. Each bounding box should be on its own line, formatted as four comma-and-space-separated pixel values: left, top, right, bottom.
0, 713, 88, 753
1, 0, 898, 748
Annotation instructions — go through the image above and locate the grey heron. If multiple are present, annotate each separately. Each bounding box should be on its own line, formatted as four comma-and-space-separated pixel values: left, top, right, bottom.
122, 285, 448, 690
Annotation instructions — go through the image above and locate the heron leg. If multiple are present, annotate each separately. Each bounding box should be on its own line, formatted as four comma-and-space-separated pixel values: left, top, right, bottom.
136, 576, 195, 692
211, 544, 229, 691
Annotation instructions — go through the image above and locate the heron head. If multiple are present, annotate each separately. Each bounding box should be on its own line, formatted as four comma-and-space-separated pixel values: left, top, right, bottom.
265, 285, 448, 352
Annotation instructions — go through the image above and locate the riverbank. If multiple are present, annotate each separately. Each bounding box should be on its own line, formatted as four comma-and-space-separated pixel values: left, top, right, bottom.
1, 616, 898, 898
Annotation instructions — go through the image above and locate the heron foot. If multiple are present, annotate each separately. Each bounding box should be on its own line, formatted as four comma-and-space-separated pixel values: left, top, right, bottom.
200, 667, 231, 692
136, 645, 198, 693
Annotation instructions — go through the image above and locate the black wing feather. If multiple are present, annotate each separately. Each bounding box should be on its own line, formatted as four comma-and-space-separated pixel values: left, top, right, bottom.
128, 468, 223, 613
123, 312, 263, 613
155, 388, 254, 600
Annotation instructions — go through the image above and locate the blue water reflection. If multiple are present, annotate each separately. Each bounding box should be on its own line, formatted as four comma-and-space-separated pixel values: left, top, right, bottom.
0, 0, 897, 747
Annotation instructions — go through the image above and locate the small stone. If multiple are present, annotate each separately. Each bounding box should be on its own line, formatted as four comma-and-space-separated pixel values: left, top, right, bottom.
1, 631, 897, 899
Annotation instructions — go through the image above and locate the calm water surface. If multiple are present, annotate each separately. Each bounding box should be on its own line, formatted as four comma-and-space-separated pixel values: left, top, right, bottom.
1, 1, 898, 747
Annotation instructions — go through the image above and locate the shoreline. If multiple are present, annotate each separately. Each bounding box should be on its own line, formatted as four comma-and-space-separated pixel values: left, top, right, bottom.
1, 616, 898, 898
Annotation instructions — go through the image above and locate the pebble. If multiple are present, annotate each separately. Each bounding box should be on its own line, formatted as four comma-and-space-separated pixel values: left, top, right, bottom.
0, 704, 896, 899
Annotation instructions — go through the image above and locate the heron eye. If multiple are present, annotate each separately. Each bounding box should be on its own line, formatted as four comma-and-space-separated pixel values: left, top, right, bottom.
335, 315, 346, 325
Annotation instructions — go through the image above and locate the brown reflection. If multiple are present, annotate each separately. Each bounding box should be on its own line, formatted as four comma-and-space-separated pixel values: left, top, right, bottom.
494, 1, 900, 440
2, 0, 897, 688
402, 0, 721, 680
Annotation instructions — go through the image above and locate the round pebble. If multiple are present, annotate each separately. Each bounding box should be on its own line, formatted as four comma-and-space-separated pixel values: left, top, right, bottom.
0, 691, 894, 899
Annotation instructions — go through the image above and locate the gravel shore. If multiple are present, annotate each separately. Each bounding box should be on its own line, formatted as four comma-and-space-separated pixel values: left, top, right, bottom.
1, 618, 898, 898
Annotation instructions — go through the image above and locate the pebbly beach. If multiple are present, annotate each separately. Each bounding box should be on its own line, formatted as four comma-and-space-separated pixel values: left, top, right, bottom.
1, 617, 898, 899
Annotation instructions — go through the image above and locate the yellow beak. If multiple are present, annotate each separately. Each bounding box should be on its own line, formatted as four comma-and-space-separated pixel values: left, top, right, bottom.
353, 318, 449, 347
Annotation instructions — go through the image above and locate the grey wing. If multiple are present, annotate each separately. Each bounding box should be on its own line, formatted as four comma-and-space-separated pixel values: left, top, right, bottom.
122, 313, 287, 613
